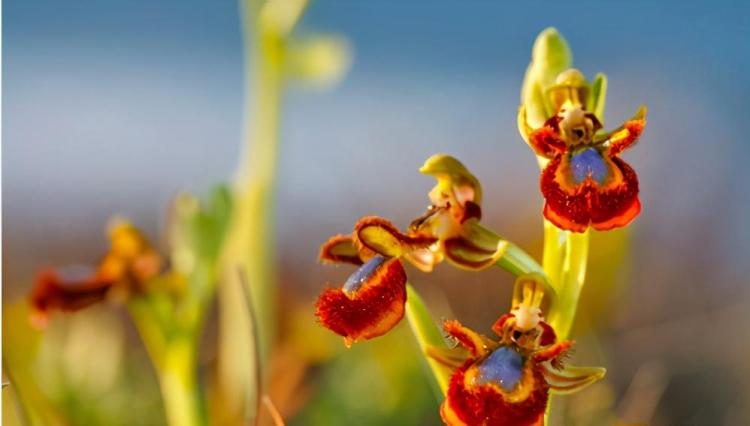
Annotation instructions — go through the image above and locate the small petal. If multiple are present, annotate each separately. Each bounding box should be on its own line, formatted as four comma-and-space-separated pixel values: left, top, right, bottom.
354, 216, 437, 258
319, 234, 364, 265
443, 233, 509, 271
533, 340, 573, 365
420, 154, 483, 206
491, 313, 516, 337
546, 69, 590, 112
315, 256, 407, 346
527, 123, 567, 159
602, 105, 647, 156
586, 72, 608, 122
460, 201, 482, 224
402, 248, 440, 273
443, 319, 490, 358
425, 345, 469, 369
542, 365, 606, 395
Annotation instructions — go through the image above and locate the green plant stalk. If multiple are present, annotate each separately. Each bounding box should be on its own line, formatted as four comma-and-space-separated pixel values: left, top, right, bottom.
542, 221, 590, 340
226, 0, 285, 372
158, 337, 203, 426
405, 284, 454, 395
128, 302, 204, 426
3, 358, 31, 426
473, 223, 547, 279
215, 0, 288, 421
127, 300, 167, 371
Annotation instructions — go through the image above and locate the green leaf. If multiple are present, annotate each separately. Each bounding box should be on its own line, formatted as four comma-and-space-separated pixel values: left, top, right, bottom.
404, 284, 453, 395
588, 73, 608, 125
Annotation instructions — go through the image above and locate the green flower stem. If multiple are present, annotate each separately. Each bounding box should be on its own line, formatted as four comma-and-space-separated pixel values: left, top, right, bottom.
127, 300, 167, 370
128, 302, 204, 426
215, 0, 311, 421
158, 337, 203, 426
473, 223, 546, 276
542, 220, 590, 340
3, 359, 31, 426
540, 223, 590, 426
222, 0, 287, 375
497, 241, 545, 277
404, 284, 454, 395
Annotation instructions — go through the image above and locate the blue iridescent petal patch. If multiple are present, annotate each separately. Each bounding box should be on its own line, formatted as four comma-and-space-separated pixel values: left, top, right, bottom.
570, 148, 609, 185
343, 255, 387, 293
475, 346, 524, 392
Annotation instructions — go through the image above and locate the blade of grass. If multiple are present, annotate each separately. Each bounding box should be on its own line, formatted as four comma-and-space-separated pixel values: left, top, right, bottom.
404, 284, 453, 395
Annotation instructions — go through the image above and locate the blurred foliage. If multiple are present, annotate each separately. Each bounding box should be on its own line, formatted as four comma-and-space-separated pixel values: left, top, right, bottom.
290, 324, 440, 426
3, 303, 165, 426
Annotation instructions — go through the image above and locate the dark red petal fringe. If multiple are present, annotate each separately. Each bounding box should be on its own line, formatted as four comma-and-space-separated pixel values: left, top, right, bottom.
315, 258, 407, 345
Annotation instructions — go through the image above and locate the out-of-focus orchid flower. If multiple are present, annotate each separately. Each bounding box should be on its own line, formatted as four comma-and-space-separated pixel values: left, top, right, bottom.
29, 221, 163, 327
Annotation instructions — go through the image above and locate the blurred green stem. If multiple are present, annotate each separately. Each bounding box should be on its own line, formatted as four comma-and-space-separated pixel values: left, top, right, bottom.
128, 302, 203, 426
405, 284, 454, 395
127, 300, 167, 370
216, 0, 294, 421
159, 337, 203, 426
3, 358, 31, 426
225, 0, 286, 371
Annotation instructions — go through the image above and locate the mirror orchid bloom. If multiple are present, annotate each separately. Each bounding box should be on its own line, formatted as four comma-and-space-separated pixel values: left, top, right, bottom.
520, 69, 647, 232
315, 155, 509, 346
430, 274, 605, 426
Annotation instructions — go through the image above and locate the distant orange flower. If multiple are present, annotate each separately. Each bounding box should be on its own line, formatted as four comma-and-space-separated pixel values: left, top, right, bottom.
29, 221, 162, 327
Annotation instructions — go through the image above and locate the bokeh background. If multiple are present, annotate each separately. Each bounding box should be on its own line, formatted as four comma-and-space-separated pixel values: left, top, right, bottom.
4, 1, 750, 425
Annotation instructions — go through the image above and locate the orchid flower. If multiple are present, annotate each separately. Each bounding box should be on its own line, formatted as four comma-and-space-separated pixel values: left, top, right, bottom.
430, 274, 605, 426
519, 69, 647, 232
316, 154, 513, 346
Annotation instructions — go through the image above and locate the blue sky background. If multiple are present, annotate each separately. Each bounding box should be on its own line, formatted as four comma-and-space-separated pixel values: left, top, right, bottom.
5, 0, 750, 286
4, 2, 750, 422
